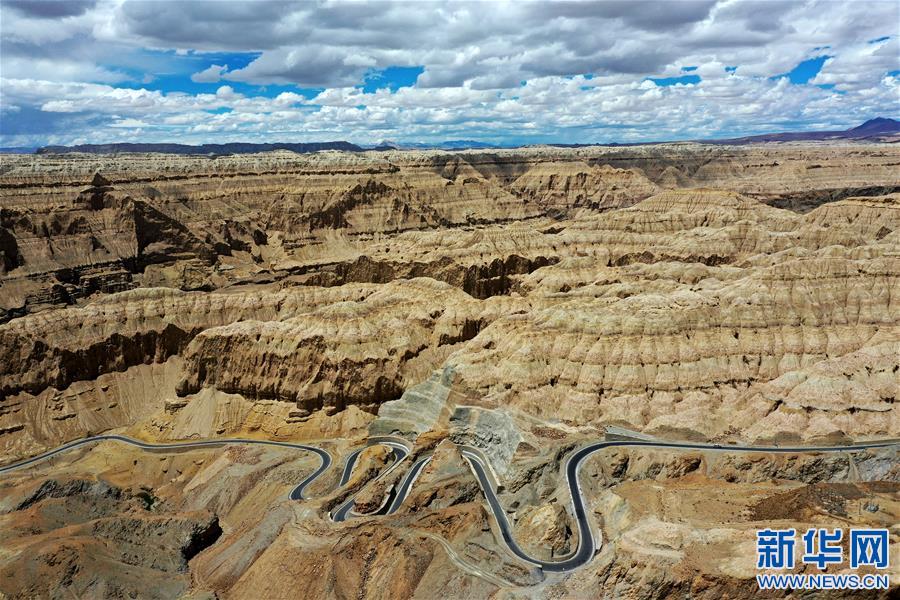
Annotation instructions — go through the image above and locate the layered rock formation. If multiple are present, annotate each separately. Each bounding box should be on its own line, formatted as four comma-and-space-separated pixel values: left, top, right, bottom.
175, 278, 490, 412
0, 143, 898, 598
509, 161, 659, 215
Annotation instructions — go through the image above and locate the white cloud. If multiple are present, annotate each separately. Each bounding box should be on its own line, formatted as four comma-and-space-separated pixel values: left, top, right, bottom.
1, 0, 898, 146
191, 64, 229, 83
223, 46, 373, 87
811, 36, 900, 91
109, 117, 149, 128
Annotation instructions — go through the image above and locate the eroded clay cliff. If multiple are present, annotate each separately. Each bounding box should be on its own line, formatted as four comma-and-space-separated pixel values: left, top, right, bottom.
1, 143, 898, 599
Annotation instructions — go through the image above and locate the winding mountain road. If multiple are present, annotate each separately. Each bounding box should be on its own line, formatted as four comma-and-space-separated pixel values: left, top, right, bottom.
0, 434, 332, 501
464, 439, 900, 572
2, 433, 896, 574
330, 438, 410, 521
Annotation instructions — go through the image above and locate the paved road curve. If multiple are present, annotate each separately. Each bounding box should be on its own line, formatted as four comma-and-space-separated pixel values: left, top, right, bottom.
3, 433, 897, 573
330, 441, 410, 522
463, 439, 900, 572
0, 434, 332, 501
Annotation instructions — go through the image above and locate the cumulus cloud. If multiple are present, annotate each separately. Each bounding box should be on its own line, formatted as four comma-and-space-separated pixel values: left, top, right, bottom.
191, 64, 229, 83
4, 0, 97, 19
811, 36, 900, 91
0, 0, 898, 147
224, 47, 373, 87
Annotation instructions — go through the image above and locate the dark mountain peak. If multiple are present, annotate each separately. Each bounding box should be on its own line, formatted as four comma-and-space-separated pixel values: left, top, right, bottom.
848, 117, 900, 135
702, 117, 900, 145
91, 172, 112, 187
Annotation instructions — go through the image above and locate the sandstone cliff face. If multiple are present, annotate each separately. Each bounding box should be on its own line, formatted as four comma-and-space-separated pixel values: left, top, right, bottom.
175, 279, 490, 413
509, 161, 659, 215
2, 144, 896, 316
1, 149, 897, 453
0, 144, 898, 599
449, 251, 898, 440
0, 285, 376, 398
440, 191, 899, 442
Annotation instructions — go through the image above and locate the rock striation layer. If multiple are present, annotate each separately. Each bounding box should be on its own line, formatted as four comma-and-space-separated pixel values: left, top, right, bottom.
0, 144, 898, 599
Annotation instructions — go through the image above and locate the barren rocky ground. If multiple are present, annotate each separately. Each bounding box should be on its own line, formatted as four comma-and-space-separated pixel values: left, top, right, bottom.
0, 142, 897, 598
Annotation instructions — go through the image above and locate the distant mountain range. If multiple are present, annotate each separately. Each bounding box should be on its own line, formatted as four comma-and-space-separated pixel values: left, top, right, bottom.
0, 147, 39, 154
372, 140, 501, 150
29, 139, 503, 155
700, 117, 899, 145
6, 118, 896, 155
35, 141, 364, 155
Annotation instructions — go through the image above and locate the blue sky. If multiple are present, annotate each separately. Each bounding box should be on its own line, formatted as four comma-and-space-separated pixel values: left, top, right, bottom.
361, 66, 424, 93
775, 55, 830, 84
1, 0, 898, 147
